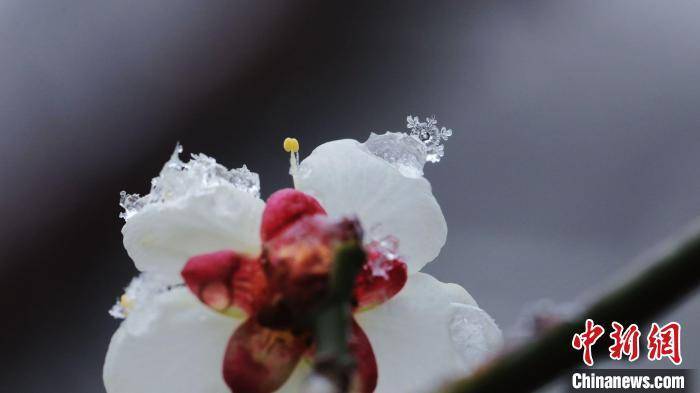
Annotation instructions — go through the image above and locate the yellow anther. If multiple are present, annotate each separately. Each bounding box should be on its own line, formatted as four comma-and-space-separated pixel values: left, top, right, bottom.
283, 137, 300, 153
120, 294, 134, 312
284, 137, 300, 188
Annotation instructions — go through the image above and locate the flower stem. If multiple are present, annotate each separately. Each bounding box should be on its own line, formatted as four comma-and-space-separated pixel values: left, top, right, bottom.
308, 242, 366, 393
441, 220, 700, 393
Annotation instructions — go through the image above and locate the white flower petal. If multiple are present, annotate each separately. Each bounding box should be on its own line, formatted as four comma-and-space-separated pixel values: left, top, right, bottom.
449, 303, 504, 371
297, 140, 447, 273
123, 186, 264, 281
104, 288, 240, 393
355, 273, 502, 393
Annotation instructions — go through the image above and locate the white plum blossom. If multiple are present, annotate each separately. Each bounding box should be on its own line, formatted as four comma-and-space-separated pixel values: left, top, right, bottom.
104, 122, 502, 393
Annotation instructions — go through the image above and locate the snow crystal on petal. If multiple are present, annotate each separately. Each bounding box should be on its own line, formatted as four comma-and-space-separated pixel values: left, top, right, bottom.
108, 302, 127, 320
363, 132, 427, 178
406, 115, 453, 163
369, 235, 400, 262
119, 144, 260, 220
108, 273, 171, 320
449, 304, 503, 370
362, 116, 453, 178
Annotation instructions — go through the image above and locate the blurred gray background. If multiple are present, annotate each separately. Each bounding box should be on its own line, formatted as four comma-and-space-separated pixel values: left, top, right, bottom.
1, 1, 698, 392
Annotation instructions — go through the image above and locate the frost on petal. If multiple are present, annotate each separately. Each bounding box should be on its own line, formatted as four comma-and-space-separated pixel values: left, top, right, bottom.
363, 132, 427, 178
108, 273, 171, 322
449, 304, 503, 371
121, 145, 264, 281
104, 288, 240, 393
363, 115, 453, 176
355, 273, 501, 393
297, 139, 447, 273
354, 237, 408, 310
120, 144, 260, 220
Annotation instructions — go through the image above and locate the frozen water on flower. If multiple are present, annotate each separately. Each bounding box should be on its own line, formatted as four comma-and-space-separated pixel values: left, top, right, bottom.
363, 132, 427, 178
449, 304, 503, 370
363, 116, 452, 177
118, 191, 146, 220
109, 273, 170, 319
406, 115, 452, 163
108, 305, 125, 319
108, 301, 127, 319
373, 235, 399, 260
119, 143, 260, 220
366, 235, 401, 278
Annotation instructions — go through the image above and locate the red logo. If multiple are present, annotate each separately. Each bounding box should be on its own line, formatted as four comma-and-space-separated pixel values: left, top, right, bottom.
647, 322, 682, 365
571, 320, 682, 366
609, 322, 640, 361
572, 319, 605, 366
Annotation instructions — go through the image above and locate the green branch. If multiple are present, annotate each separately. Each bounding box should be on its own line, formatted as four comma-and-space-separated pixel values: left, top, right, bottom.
442, 221, 700, 393
309, 243, 366, 393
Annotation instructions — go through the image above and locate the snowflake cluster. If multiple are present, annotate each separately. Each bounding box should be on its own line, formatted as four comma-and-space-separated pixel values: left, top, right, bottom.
406, 115, 453, 163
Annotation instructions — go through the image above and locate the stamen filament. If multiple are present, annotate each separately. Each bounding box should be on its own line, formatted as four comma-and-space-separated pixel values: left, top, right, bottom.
284, 137, 300, 188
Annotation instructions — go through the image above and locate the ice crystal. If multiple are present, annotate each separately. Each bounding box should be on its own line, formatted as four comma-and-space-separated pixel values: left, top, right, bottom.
449, 304, 503, 370
109, 273, 170, 319
450, 306, 490, 353
119, 144, 260, 220
118, 191, 146, 220
366, 236, 401, 277
108, 304, 126, 319
363, 116, 452, 177
371, 236, 400, 260
363, 132, 427, 178
406, 115, 452, 163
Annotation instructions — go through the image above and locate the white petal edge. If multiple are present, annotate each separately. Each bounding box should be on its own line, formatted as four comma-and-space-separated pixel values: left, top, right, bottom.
297, 139, 447, 273
104, 287, 241, 393
122, 186, 264, 281
355, 273, 502, 393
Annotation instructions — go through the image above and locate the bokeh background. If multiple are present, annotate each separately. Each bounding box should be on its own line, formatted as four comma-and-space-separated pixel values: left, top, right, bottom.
1, 1, 699, 392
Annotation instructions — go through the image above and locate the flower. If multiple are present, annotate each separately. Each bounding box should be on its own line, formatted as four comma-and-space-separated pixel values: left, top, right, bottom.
182, 190, 389, 393
104, 131, 502, 393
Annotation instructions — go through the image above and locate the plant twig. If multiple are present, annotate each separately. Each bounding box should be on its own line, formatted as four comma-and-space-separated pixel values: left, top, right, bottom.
306, 243, 366, 393
442, 221, 700, 393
